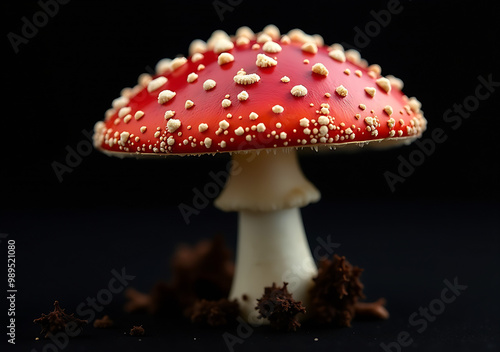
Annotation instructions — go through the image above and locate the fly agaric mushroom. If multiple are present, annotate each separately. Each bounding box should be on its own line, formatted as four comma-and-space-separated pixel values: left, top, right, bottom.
93, 25, 426, 321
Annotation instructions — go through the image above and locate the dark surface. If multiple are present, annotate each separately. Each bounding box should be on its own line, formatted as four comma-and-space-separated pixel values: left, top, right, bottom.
1, 0, 499, 351
1, 201, 499, 351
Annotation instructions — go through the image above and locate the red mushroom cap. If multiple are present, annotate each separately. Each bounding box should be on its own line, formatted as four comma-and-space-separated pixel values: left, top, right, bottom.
93, 26, 426, 156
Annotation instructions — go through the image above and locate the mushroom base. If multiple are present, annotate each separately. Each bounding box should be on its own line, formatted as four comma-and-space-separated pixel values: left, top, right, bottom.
229, 208, 318, 324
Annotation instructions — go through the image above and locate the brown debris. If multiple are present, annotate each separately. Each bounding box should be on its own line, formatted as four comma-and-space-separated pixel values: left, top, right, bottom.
188, 298, 240, 327
355, 298, 390, 320
308, 255, 365, 327
256, 282, 306, 331
124, 235, 235, 321
33, 301, 87, 338
129, 325, 145, 336
93, 315, 114, 328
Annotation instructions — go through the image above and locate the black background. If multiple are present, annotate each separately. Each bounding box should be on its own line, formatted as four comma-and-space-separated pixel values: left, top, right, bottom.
1, 0, 499, 351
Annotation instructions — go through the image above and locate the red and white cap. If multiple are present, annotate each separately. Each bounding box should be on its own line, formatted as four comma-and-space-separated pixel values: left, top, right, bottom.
93, 25, 426, 156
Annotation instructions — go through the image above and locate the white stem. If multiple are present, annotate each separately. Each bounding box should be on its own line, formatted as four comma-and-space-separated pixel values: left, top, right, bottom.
230, 208, 318, 323
214, 149, 320, 322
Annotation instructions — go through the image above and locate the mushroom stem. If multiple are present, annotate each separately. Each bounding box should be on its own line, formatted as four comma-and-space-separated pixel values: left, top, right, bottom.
214, 149, 320, 322
232, 208, 318, 323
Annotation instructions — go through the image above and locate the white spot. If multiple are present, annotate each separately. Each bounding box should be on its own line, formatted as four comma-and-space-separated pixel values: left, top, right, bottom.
187, 72, 198, 83
280, 132, 287, 140
291, 85, 308, 97
191, 52, 204, 63
237, 90, 249, 101
198, 123, 208, 132
171, 57, 187, 70
262, 41, 282, 53
233, 72, 261, 85
112, 96, 129, 110
312, 63, 329, 76
272, 105, 284, 113
164, 110, 175, 119
236, 26, 254, 39
317, 116, 329, 125
280, 35, 291, 44
219, 120, 230, 130
147, 76, 168, 92
185, 100, 195, 109
218, 52, 235, 65
236, 36, 250, 46
137, 73, 152, 88
328, 49, 346, 62
140, 126, 147, 133
213, 38, 234, 54
158, 90, 176, 104
155, 59, 172, 75
387, 75, 404, 90
118, 107, 131, 118
119, 132, 130, 145
135, 110, 145, 120
367, 64, 382, 77
167, 119, 181, 133
387, 118, 396, 129
384, 105, 393, 116
364, 87, 376, 98
234, 126, 245, 136
376, 77, 391, 93
301, 42, 318, 54
364, 116, 374, 126
345, 49, 361, 64
257, 33, 272, 44
203, 79, 217, 91
204, 137, 212, 148
222, 99, 232, 108
262, 24, 280, 40
319, 125, 328, 136
256, 53, 277, 68
336, 85, 348, 97
280, 76, 290, 83
408, 97, 422, 113
249, 112, 258, 120
256, 123, 266, 132
300, 118, 310, 127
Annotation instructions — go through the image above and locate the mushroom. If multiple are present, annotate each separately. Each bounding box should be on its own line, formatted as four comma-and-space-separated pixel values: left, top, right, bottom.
93, 25, 426, 321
